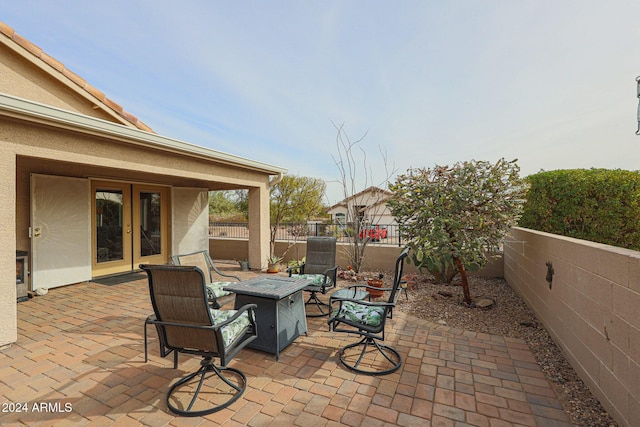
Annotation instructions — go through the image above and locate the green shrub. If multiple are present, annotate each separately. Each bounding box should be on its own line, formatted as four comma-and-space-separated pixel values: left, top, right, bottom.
519, 169, 640, 250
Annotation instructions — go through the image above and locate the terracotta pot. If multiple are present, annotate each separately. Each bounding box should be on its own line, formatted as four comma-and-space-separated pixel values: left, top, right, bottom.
367, 278, 384, 298
402, 274, 417, 291
267, 263, 279, 274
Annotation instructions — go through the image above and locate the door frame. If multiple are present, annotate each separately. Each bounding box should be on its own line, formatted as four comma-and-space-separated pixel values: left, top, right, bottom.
91, 180, 133, 277
132, 183, 169, 267
91, 180, 170, 277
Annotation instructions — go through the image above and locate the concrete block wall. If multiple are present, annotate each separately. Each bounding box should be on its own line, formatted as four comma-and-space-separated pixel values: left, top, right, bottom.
504, 227, 640, 427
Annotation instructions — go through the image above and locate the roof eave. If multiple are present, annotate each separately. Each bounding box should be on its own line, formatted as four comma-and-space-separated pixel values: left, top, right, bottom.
0, 92, 288, 175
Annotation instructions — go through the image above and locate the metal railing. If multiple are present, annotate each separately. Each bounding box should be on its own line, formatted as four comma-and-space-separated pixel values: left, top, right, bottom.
209, 222, 404, 246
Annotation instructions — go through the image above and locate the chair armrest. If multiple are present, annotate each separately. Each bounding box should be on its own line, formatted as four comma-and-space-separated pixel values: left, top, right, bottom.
331, 297, 395, 308
205, 252, 241, 281
348, 283, 394, 293
149, 304, 258, 331
211, 266, 241, 282
287, 262, 306, 276
316, 265, 338, 287
323, 265, 339, 278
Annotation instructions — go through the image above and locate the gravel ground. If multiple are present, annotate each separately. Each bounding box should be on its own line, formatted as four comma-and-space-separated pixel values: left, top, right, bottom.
336, 272, 618, 427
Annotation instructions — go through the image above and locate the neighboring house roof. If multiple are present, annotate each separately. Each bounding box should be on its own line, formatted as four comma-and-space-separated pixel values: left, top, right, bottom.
327, 186, 393, 211
360, 197, 391, 213
0, 21, 153, 132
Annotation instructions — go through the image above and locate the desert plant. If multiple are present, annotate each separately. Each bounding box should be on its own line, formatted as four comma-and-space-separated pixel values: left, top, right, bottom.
388, 159, 526, 305
406, 241, 459, 283
331, 122, 396, 272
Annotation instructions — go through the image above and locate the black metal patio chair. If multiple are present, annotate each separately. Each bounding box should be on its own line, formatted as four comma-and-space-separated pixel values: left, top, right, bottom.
327, 248, 409, 375
171, 250, 239, 308
141, 264, 257, 416
287, 236, 338, 317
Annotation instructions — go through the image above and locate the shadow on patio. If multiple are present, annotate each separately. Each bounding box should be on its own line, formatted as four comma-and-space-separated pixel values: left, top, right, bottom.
2, 264, 572, 426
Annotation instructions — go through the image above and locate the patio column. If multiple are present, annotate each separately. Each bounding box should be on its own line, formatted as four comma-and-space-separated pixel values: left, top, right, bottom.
247, 184, 270, 270
0, 149, 17, 347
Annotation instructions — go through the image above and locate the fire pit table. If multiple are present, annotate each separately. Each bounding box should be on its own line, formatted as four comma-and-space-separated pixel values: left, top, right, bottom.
224, 276, 311, 360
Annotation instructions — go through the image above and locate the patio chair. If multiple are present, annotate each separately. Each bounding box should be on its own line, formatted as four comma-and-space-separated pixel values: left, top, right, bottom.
287, 236, 338, 317
141, 264, 257, 417
171, 250, 240, 308
327, 248, 409, 375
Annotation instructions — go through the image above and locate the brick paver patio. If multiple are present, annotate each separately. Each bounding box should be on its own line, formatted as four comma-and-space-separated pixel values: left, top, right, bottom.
1, 265, 572, 426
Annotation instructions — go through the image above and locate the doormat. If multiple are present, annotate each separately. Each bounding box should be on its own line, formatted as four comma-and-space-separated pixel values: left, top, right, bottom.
92, 272, 147, 286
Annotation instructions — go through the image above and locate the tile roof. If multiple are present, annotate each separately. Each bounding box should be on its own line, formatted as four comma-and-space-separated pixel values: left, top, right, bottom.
0, 21, 154, 132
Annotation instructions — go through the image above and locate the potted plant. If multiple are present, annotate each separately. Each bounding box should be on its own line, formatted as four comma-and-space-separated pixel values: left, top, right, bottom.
402, 273, 418, 291
266, 255, 283, 273
367, 273, 385, 298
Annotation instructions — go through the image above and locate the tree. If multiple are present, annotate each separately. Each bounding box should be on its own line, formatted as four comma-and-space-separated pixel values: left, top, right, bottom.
208, 191, 238, 219
387, 159, 526, 305
270, 175, 326, 258
332, 123, 396, 272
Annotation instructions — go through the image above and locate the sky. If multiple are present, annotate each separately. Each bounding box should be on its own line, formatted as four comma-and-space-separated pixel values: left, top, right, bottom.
3, 0, 640, 204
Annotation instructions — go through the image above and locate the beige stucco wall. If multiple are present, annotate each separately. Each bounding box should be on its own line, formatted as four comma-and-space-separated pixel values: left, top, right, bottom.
247, 186, 270, 270
0, 30, 281, 346
9, 119, 271, 253
210, 238, 504, 278
0, 148, 17, 347
0, 43, 117, 123
504, 227, 640, 427
2, 111, 278, 346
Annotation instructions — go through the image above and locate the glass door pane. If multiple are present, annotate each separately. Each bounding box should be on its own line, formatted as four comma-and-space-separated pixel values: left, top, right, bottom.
92, 181, 132, 277
96, 189, 124, 263
133, 184, 168, 266
139, 191, 161, 257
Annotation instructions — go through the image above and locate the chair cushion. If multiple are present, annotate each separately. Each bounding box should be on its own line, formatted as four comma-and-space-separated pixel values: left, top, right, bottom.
333, 301, 385, 327
206, 282, 235, 299
291, 273, 333, 286
210, 309, 251, 348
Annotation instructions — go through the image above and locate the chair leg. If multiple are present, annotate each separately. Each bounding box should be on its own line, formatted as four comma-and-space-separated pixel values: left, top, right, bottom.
144, 320, 149, 363
166, 357, 247, 417
305, 292, 330, 317
338, 336, 402, 376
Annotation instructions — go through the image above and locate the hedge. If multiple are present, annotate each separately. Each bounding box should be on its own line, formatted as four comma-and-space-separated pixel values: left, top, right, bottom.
519, 169, 640, 250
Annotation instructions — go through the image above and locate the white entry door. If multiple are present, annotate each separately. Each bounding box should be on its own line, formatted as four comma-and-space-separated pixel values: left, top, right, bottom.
30, 174, 91, 290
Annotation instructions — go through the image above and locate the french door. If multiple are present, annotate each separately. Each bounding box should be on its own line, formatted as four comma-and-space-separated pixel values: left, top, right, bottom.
92, 181, 168, 276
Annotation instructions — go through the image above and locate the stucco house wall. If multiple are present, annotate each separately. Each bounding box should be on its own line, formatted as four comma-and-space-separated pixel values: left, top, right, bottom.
0, 23, 285, 347
327, 186, 397, 227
